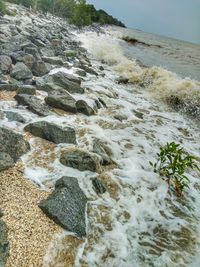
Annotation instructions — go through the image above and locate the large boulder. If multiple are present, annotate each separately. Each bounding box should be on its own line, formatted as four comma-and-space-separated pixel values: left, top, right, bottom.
45, 90, 77, 113
0, 55, 12, 73
39, 176, 87, 237
51, 71, 84, 94
0, 220, 9, 267
11, 62, 33, 80
24, 121, 76, 144
15, 94, 52, 116
0, 127, 30, 161
60, 148, 100, 172
0, 153, 15, 171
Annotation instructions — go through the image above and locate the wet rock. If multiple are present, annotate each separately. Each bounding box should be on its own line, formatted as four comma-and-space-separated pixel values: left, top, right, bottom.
133, 110, 144, 119
42, 56, 63, 65
11, 62, 33, 80
4, 111, 26, 123
0, 209, 3, 218
114, 113, 128, 121
0, 219, 9, 267
39, 176, 87, 237
75, 69, 87, 77
51, 71, 84, 94
16, 85, 36, 95
116, 76, 129, 84
45, 90, 77, 113
15, 94, 52, 116
80, 65, 98, 76
0, 111, 4, 120
0, 55, 12, 74
0, 153, 15, 171
91, 177, 107, 194
93, 139, 111, 165
32, 60, 49, 77
0, 127, 30, 161
60, 148, 100, 172
76, 100, 96, 116
24, 121, 76, 144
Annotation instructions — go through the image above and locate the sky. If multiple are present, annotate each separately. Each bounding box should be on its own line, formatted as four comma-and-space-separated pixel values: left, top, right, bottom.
87, 0, 200, 45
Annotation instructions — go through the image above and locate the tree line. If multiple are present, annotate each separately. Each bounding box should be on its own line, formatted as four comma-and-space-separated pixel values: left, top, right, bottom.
1, 0, 125, 27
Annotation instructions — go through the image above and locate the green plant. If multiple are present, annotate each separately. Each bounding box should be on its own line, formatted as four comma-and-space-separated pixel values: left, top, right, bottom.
150, 142, 199, 195
0, 0, 7, 14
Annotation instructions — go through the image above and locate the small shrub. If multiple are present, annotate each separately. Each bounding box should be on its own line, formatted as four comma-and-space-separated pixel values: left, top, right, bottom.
150, 142, 199, 195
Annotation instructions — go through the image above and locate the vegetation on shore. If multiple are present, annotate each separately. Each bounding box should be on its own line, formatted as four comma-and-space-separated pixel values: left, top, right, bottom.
150, 142, 199, 195
5, 0, 126, 27
0, 0, 8, 14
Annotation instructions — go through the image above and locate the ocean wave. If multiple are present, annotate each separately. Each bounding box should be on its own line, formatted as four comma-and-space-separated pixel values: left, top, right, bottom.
78, 32, 200, 120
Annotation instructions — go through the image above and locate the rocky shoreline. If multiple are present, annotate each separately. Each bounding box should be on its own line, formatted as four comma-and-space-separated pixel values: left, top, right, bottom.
0, 3, 115, 266
1, 3, 200, 267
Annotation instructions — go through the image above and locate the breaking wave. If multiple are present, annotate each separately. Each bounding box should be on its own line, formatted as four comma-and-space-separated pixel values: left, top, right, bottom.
78, 32, 200, 120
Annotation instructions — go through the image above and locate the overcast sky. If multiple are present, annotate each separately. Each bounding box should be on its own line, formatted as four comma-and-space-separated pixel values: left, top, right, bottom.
87, 0, 200, 44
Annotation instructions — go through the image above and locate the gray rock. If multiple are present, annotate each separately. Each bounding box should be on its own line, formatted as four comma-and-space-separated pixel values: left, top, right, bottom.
0, 127, 30, 161
45, 90, 77, 113
60, 148, 100, 172
32, 60, 49, 77
116, 76, 129, 84
132, 110, 144, 119
0, 153, 15, 171
75, 69, 86, 77
0, 220, 9, 267
114, 113, 128, 121
15, 94, 52, 116
11, 51, 25, 64
39, 176, 87, 237
42, 57, 63, 65
80, 65, 98, 76
5, 111, 26, 123
23, 54, 35, 69
11, 62, 33, 80
93, 139, 111, 165
24, 47, 39, 58
0, 84, 19, 91
51, 71, 84, 94
0, 55, 12, 73
24, 121, 76, 144
91, 177, 107, 194
16, 85, 36, 95
76, 100, 96, 116
40, 47, 55, 57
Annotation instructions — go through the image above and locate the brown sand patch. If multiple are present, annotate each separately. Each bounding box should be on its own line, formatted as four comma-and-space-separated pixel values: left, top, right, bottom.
43, 234, 83, 267
0, 161, 62, 267
0, 91, 16, 100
